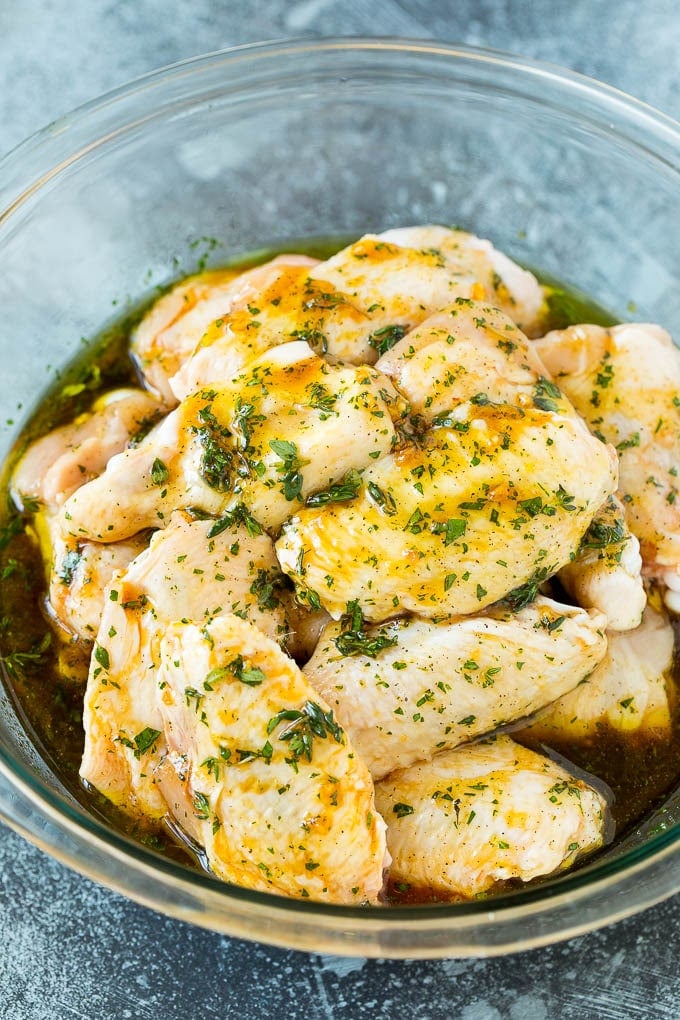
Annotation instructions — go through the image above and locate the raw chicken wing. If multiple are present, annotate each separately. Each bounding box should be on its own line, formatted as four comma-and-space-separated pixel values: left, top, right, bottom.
312, 226, 545, 341
132, 254, 319, 404
11, 388, 163, 512
304, 596, 608, 779
60, 404, 224, 542
157, 614, 387, 903
169, 261, 371, 399
375, 735, 608, 899
190, 341, 403, 531
62, 341, 402, 541
558, 495, 646, 631
80, 511, 288, 819
376, 298, 550, 421
43, 517, 149, 640
525, 603, 674, 739
277, 401, 617, 621
533, 323, 680, 607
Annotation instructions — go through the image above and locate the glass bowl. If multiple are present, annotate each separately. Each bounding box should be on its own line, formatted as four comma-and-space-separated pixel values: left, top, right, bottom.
0, 38, 678, 959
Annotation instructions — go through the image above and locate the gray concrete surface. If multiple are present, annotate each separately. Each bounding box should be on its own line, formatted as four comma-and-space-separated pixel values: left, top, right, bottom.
1, 2, 679, 1017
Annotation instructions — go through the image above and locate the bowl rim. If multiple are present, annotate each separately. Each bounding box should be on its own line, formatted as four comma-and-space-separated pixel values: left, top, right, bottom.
2, 35, 679, 212
0, 35, 678, 957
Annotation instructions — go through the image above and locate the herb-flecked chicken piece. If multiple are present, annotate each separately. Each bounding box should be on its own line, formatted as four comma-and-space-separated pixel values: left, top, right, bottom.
60, 340, 402, 541
523, 603, 674, 740
169, 261, 376, 399
41, 515, 148, 641
170, 225, 545, 399
533, 322, 680, 610
277, 400, 617, 621
11, 387, 163, 512
57, 400, 221, 543
311, 225, 546, 341
376, 299, 644, 630
375, 298, 550, 421
156, 614, 388, 904
558, 494, 646, 631
375, 735, 608, 900
132, 254, 319, 405
12, 387, 161, 640
303, 596, 607, 779
80, 511, 289, 820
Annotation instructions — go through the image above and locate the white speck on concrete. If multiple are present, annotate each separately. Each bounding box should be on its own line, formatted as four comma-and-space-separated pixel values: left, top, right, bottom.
441, 958, 476, 979
509, 994, 548, 1020
318, 954, 367, 978
461, 1001, 502, 1020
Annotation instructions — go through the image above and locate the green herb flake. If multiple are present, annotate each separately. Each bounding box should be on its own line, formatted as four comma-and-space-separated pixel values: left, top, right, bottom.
367, 324, 408, 357
133, 727, 162, 756
392, 802, 415, 818
227, 654, 266, 686
306, 469, 362, 507
616, 432, 641, 452
333, 599, 398, 658
150, 458, 170, 486
193, 792, 211, 820
269, 439, 305, 502
367, 481, 397, 515
94, 644, 110, 670
266, 700, 344, 767
208, 503, 263, 539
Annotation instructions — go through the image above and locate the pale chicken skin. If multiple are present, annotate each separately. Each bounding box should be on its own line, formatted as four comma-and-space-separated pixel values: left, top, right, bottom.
375, 298, 550, 421
60, 341, 402, 542
11, 387, 163, 512
375, 735, 607, 900
186, 341, 403, 532
277, 402, 617, 621
59, 402, 224, 543
558, 495, 646, 631
80, 511, 289, 819
82, 588, 168, 819
375, 304, 644, 630
132, 255, 319, 405
157, 614, 387, 904
533, 323, 680, 607
170, 262, 376, 399
524, 603, 674, 740
43, 518, 149, 641
31, 506, 147, 640
312, 226, 546, 341
304, 596, 608, 779
171, 226, 545, 398
132, 267, 241, 405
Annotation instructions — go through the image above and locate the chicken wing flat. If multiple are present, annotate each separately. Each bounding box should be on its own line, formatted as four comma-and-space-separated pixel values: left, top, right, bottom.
534, 322, 680, 608
157, 614, 387, 904
304, 596, 607, 778
277, 401, 616, 620
80, 511, 288, 819
375, 735, 608, 899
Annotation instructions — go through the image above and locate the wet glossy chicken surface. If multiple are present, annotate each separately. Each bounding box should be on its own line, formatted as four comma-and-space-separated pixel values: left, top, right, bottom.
4, 225, 679, 906
375, 735, 608, 900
